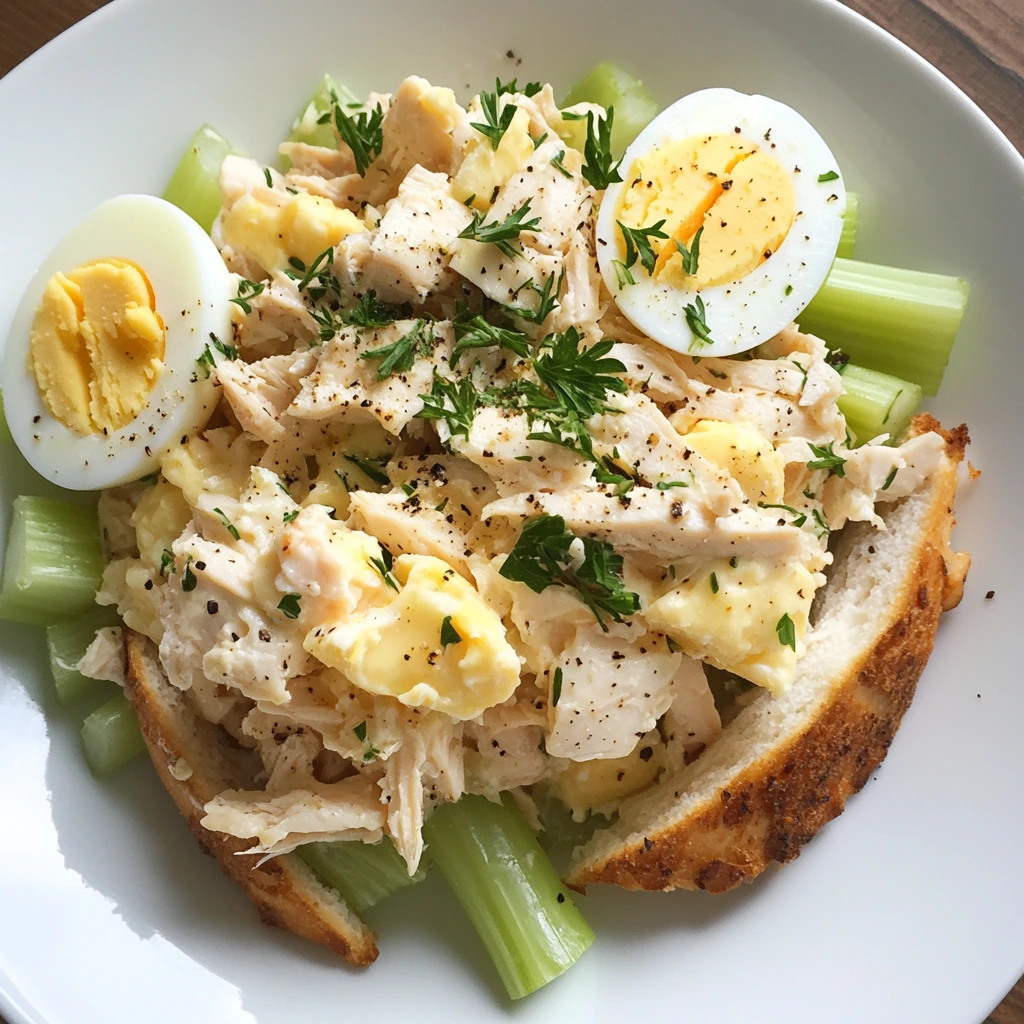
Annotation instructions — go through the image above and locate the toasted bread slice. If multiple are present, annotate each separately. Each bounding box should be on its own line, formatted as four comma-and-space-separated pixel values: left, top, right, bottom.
123, 630, 379, 965
566, 416, 970, 893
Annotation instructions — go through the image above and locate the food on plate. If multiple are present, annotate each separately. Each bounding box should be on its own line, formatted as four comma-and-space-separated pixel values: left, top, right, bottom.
0, 63, 971, 1000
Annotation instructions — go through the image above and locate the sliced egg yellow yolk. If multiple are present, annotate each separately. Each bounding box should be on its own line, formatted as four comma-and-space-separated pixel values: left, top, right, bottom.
678, 418, 785, 504
616, 133, 796, 289
220, 191, 366, 272
28, 258, 165, 435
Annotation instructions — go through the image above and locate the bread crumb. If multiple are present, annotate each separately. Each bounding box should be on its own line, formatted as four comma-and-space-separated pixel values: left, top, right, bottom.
169, 758, 194, 781
967, 461, 981, 480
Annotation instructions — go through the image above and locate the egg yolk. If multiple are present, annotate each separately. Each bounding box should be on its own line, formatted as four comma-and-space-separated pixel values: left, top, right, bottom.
28, 259, 165, 435
616, 133, 796, 289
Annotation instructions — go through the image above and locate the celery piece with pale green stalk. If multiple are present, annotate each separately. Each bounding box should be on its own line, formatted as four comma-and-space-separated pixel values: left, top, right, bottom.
163, 124, 237, 234
287, 74, 359, 150
81, 694, 146, 776
424, 794, 595, 1001
838, 363, 922, 445
0, 495, 102, 626
800, 257, 968, 396
562, 62, 659, 157
837, 191, 859, 259
47, 606, 121, 705
298, 837, 426, 914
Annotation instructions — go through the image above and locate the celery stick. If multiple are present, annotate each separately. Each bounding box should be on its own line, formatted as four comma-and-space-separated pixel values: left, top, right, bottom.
47, 606, 121, 705
0, 496, 102, 626
298, 837, 425, 914
163, 124, 237, 234
799, 257, 968, 396
287, 74, 358, 150
81, 694, 145, 776
838, 364, 922, 444
424, 794, 594, 1000
562, 62, 659, 156
837, 191, 858, 259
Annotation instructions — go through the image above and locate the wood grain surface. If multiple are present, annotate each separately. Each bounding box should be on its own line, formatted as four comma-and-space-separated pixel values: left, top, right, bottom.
0, 1, 1021, 1022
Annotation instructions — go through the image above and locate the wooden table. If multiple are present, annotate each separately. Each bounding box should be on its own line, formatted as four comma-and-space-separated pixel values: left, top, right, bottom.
1, 1, 1022, 1021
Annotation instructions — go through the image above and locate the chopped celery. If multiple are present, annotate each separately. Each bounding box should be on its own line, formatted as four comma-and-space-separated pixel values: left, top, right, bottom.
838, 364, 922, 444
287, 74, 358, 150
163, 124, 237, 234
562, 62, 659, 156
837, 191, 858, 259
0, 496, 102, 626
81, 694, 145, 776
298, 837, 425, 914
424, 794, 594, 1001
800, 257, 968, 396
47, 606, 121, 705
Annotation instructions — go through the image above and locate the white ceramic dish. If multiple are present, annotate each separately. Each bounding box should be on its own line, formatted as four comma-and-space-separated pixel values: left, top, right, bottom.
1, 1, 1022, 1021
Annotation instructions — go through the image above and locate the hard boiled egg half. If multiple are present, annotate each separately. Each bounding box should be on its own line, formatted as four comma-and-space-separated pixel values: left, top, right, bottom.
2, 194, 234, 489
596, 88, 846, 357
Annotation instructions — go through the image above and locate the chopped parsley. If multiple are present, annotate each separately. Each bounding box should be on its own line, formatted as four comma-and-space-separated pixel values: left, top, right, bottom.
495, 77, 542, 98
282, 509, 300, 523
159, 549, 174, 575
674, 226, 703, 276
533, 328, 627, 418
499, 270, 562, 323
212, 507, 241, 541
776, 613, 797, 651
435, 497, 449, 512
551, 666, 563, 706
459, 200, 542, 259
882, 466, 898, 491
817, 170, 840, 183
618, 219, 668, 276
656, 478, 690, 490
611, 259, 636, 288
353, 721, 368, 742
581, 109, 623, 190
593, 456, 635, 496
807, 441, 847, 478
684, 295, 715, 351
333, 101, 385, 175
195, 345, 217, 378
295, 246, 336, 295
181, 555, 197, 592
368, 547, 399, 591
230, 278, 265, 315
452, 312, 531, 365
343, 453, 391, 487
729, 556, 739, 568
440, 615, 463, 648
416, 373, 479, 441
709, 571, 719, 594
812, 507, 830, 539
343, 290, 401, 329
352, 720, 380, 762
277, 593, 302, 619
784, 283, 794, 297
471, 84, 518, 149
759, 502, 808, 528
359, 320, 434, 380
499, 514, 641, 631
825, 349, 850, 373
263, 167, 273, 188
550, 150, 573, 178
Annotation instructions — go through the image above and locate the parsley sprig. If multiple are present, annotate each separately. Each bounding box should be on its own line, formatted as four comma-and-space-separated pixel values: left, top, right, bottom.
776, 613, 797, 651
231, 278, 265, 315
459, 200, 541, 259
675, 226, 703, 275
440, 615, 463, 648
359, 320, 434, 380
618, 220, 669, 276
806, 441, 847, 478
368, 547, 399, 591
533, 328, 627, 418
333, 102, 385, 176
416, 373, 479, 441
499, 271, 562, 324
471, 84, 518, 149
343, 290, 402, 329
581, 109, 623, 191
452, 312, 531, 366
499, 514, 641, 631
684, 295, 715, 351
343, 453, 391, 487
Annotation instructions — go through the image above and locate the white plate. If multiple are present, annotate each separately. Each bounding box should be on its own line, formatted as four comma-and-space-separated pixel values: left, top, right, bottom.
1, 1, 1022, 1021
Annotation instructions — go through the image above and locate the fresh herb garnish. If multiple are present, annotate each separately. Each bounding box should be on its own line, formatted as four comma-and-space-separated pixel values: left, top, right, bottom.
550, 150, 573, 178
499, 270, 562, 324
159, 549, 174, 575
282, 509, 300, 523
684, 295, 715, 351
729, 556, 739, 568
295, 246, 336, 295
263, 167, 273, 188
784, 283, 794, 297
533, 328, 626, 418
776, 613, 797, 651
471, 84, 518, 149
353, 721, 368, 742
812, 507, 829, 539
807, 441, 847, 478
551, 666, 563, 706
709, 571, 719, 594
825, 349, 850, 373
343, 453, 391, 487
212, 507, 241, 541
368, 547, 399, 591
452, 313, 531, 365
581, 109, 623, 190
495, 78, 542, 98
359, 320, 434, 380
656, 478, 690, 490
618, 219, 669, 276
343, 290, 400, 329
499, 514, 641, 630
882, 389, 904, 426
817, 170, 840, 183
333, 101, 385, 175
195, 345, 216, 379
882, 466, 898, 491
181, 556, 197, 592
593, 456, 635, 496
231, 278, 265, 315
611, 259, 636, 288
459, 200, 541, 259
759, 502, 808, 528
440, 615, 463, 648
277, 593, 302, 619
674, 226, 703, 275
435, 497, 449, 512
416, 373, 479, 441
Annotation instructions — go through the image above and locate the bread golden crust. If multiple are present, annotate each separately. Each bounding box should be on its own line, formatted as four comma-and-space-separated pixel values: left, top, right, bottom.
123, 630, 379, 966
567, 418, 969, 894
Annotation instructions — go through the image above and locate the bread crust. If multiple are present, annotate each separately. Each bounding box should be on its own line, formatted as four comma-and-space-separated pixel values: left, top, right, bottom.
567, 418, 969, 894
123, 630, 379, 965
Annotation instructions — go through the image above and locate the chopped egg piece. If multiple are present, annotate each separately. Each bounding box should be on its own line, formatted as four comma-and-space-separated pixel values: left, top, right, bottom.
452, 106, 534, 210
304, 554, 520, 720
679, 419, 785, 504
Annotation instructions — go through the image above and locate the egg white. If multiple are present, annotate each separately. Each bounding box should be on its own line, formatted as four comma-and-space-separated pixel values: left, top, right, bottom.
596, 88, 847, 357
2, 195, 234, 489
